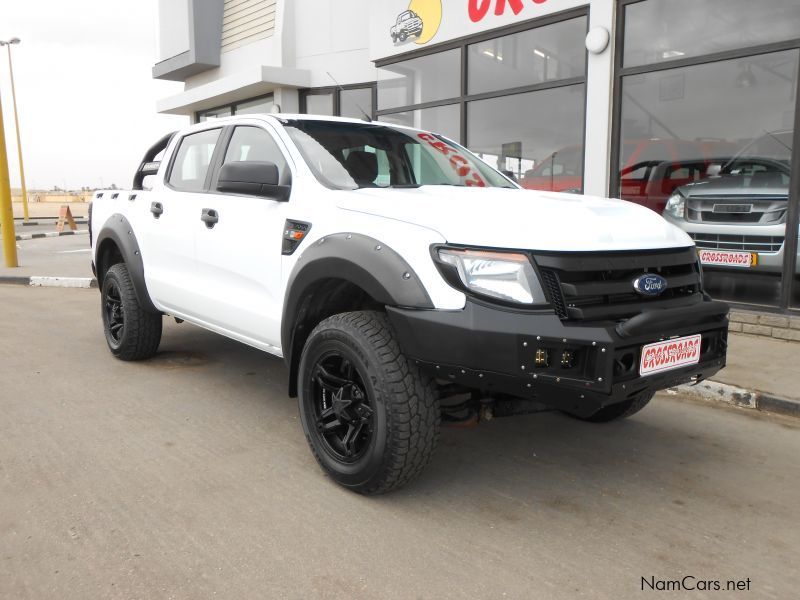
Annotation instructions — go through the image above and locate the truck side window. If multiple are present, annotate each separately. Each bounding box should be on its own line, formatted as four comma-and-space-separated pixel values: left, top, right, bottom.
167, 128, 222, 192
223, 126, 289, 186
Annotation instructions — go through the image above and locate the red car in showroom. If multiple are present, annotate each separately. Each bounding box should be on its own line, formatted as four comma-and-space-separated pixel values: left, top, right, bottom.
521, 139, 737, 213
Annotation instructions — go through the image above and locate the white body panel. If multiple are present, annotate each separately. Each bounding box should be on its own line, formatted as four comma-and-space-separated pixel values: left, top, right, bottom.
91, 115, 696, 359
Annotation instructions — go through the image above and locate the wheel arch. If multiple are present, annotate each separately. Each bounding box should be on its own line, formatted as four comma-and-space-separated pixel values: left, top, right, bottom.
95, 215, 159, 314
282, 233, 433, 397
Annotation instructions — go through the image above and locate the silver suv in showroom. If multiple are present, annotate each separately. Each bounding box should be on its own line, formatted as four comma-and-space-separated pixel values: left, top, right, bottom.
663, 130, 797, 276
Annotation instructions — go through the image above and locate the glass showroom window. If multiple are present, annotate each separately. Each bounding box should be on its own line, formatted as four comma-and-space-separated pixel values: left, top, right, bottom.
468, 84, 585, 184
340, 87, 374, 120
300, 85, 376, 119
197, 94, 275, 122
624, 0, 800, 68
467, 16, 586, 95
304, 92, 334, 117
377, 49, 461, 111
616, 0, 800, 310
376, 12, 587, 189
378, 104, 461, 143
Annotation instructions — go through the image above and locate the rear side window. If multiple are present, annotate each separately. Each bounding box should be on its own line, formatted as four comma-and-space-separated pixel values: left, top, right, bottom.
223, 126, 288, 185
168, 128, 222, 192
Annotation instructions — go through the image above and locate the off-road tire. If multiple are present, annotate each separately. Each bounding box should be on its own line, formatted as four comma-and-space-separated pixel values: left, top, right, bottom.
298, 311, 440, 495
101, 263, 162, 361
399, 31, 408, 42
573, 390, 655, 423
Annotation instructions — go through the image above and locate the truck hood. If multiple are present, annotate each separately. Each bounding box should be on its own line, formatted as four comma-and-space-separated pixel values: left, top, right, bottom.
337, 186, 693, 252
679, 176, 788, 199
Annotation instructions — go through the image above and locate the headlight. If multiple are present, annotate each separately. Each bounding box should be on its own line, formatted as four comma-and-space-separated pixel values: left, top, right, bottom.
664, 193, 686, 219
436, 248, 547, 305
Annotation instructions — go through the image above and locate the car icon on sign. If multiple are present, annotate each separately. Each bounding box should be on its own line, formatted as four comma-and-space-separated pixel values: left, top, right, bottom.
391, 10, 423, 43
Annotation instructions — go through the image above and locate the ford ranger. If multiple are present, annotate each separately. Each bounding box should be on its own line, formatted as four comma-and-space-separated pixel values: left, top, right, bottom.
90, 115, 729, 494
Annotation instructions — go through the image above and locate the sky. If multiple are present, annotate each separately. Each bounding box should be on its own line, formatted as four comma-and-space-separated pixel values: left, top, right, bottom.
1, 1, 187, 191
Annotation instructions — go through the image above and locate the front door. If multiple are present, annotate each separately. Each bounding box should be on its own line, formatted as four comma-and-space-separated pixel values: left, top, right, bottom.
188, 123, 293, 352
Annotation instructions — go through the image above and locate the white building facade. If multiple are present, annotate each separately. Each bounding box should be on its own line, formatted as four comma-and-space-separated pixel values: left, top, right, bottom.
154, 0, 800, 314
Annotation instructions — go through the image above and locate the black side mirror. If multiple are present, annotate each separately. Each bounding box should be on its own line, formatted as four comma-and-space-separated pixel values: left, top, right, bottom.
217, 161, 291, 201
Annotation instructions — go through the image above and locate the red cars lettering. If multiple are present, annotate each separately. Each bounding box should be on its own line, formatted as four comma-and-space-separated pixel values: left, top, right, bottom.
418, 133, 486, 187
468, 0, 548, 22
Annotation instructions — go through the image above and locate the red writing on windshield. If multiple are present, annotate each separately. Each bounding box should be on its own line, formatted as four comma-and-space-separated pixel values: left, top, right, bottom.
468, 0, 548, 22
417, 133, 486, 187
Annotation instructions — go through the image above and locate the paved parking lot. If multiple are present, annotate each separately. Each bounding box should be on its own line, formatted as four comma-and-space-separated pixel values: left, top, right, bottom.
0, 232, 92, 279
1, 285, 799, 599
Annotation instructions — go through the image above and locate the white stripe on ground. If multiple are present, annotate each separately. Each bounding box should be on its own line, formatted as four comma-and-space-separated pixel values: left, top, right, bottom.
29, 277, 94, 289
12, 230, 89, 241
56, 249, 92, 254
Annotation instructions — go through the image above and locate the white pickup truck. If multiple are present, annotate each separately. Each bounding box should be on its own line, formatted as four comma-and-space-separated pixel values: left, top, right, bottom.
90, 115, 729, 494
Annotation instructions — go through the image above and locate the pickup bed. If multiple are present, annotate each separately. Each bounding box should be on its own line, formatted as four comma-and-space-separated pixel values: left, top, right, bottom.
90, 115, 729, 494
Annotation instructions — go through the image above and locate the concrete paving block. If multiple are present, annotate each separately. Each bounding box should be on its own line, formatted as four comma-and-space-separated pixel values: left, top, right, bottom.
759, 315, 789, 328
742, 324, 772, 336
728, 322, 743, 333
729, 311, 759, 324
772, 329, 800, 342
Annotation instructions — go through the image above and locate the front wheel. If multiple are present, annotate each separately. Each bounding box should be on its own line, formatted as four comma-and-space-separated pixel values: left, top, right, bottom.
298, 311, 440, 495
101, 263, 162, 361
398, 31, 408, 42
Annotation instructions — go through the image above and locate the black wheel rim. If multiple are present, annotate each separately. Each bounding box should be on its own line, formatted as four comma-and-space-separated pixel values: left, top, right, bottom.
310, 352, 374, 463
104, 280, 125, 344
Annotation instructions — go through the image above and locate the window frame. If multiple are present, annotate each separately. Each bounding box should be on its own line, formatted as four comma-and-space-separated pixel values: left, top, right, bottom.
299, 82, 378, 120
611, 0, 800, 313
208, 122, 297, 199
195, 93, 275, 123
164, 127, 224, 193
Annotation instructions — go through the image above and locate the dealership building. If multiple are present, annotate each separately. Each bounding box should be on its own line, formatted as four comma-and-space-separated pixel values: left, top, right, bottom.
153, 0, 800, 315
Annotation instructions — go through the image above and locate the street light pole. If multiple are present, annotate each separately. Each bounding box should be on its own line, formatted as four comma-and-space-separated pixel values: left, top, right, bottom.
0, 84, 19, 267
1, 38, 29, 222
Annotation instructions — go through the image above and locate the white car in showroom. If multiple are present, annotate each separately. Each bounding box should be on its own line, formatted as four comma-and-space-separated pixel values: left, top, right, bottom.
663, 130, 798, 276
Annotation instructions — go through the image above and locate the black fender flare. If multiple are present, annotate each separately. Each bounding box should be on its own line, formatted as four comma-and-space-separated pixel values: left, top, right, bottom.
95, 214, 159, 314
281, 233, 433, 391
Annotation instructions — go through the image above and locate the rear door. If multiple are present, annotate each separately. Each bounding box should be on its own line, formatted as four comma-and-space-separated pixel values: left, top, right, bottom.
142, 127, 223, 314
187, 122, 293, 352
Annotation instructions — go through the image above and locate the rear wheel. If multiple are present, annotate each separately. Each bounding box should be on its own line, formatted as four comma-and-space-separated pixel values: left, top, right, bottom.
101, 263, 162, 361
298, 311, 440, 495
571, 390, 655, 423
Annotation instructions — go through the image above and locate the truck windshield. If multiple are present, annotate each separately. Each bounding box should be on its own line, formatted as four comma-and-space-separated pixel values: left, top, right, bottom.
282, 119, 516, 190
723, 130, 793, 175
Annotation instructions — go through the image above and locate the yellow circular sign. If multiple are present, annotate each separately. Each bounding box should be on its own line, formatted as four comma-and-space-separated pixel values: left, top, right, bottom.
409, 0, 442, 45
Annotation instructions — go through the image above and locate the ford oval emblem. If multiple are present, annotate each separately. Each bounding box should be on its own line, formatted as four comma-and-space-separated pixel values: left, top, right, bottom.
633, 274, 668, 296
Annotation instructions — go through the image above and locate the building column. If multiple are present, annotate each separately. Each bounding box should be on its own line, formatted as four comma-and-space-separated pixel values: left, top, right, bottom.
274, 88, 300, 114
582, 0, 616, 198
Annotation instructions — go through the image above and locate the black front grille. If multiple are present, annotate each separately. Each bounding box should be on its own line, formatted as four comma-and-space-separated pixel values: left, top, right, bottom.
697, 212, 765, 223
534, 247, 702, 322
